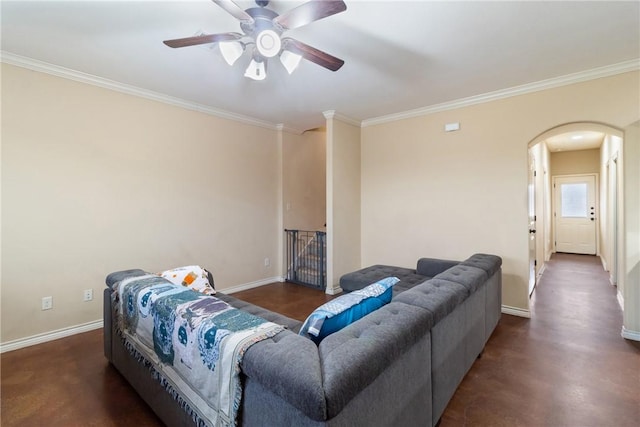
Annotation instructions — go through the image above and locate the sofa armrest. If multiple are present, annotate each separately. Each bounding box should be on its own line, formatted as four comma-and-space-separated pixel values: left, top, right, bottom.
319, 302, 433, 418
242, 330, 327, 421
103, 288, 113, 361
105, 269, 147, 289
416, 258, 460, 277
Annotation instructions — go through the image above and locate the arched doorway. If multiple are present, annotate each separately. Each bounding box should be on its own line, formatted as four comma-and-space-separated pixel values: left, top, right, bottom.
526, 122, 624, 300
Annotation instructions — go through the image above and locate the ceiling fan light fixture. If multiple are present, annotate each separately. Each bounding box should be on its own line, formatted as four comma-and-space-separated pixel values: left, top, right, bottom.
164, 0, 347, 80
256, 29, 281, 58
245, 58, 267, 80
219, 40, 244, 65
280, 50, 302, 74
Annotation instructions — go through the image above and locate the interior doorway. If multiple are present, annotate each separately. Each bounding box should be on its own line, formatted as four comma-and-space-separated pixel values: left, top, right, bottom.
526, 123, 624, 305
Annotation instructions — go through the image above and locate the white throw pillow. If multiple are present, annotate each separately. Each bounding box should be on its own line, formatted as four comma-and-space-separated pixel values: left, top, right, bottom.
159, 265, 216, 295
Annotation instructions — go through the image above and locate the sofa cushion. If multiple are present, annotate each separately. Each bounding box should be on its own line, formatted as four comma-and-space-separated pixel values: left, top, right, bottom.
433, 264, 488, 294
299, 277, 399, 344
159, 265, 216, 295
340, 264, 427, 293
394, 279, 468, 324
416, 257, 460, 277
460, 253, 502, 277
392, 278, 427, 295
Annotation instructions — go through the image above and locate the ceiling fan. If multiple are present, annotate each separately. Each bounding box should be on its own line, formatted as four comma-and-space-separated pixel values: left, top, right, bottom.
163, 0, 347, 81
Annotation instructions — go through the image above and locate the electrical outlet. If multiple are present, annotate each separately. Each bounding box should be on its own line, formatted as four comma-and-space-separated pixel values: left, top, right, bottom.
83, 289, 93, 302
264, 257, 270, 267
42, 296, 53, 310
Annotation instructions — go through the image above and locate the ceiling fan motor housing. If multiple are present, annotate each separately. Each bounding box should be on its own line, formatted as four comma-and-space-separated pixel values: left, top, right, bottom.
242, 7, 283, 58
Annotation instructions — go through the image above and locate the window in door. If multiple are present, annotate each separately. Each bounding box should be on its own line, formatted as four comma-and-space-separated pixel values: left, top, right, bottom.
560, 183, 588, 218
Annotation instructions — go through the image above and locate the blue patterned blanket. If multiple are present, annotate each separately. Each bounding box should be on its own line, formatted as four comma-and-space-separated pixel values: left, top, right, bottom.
113, 274, 284, 427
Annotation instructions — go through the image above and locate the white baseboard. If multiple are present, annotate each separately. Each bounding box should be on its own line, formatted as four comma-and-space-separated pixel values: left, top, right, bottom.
1, 276, 285, 353
501, 305, 531, 318
536, 264, 546, 278
217, 276, 284, 294
621, 326, 640, 341
325, 285, 343, 295
617, 291, 624, 311
0, 319, 104, 354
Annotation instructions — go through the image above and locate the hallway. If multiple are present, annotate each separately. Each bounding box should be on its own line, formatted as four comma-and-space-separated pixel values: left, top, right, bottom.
442, 253, 640, 426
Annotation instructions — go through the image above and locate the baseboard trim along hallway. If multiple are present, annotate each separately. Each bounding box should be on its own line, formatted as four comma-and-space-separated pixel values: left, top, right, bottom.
622, 326, 640, 341
501, 305, 531, 318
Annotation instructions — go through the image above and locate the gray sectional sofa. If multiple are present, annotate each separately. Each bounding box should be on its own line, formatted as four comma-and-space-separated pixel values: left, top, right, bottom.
104, 253, 502, 426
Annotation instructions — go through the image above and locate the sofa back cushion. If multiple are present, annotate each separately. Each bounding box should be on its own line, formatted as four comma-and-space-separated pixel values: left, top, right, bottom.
394, 279, 468, 324
433, 264, 488, 294
340, 265, 415, 292
416, 258, 460, 277
460, 253, 502, 277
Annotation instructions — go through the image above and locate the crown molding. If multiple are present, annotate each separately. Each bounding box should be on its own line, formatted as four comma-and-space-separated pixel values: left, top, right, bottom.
362, 59, 640, 127
280, 124, 306, 135
3, 51, 637, 132
323, 109, 361, 127
1, 51, 281, 131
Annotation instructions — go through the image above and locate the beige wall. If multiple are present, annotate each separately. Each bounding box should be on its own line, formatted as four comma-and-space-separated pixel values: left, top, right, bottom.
282, 129, 326, 231
550, 148, 600, 176
2, 62, 639, 343
361, 71, 640, 314
326, 116, 361, 293
623, 121, 640, 338
600, 134, 624, 283
1, 64, 280, 342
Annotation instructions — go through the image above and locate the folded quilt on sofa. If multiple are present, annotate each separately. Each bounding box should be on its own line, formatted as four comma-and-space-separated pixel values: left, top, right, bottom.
113, 274, 284, 427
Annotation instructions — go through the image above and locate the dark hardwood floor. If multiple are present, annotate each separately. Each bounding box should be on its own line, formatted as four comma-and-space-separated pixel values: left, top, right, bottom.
2, 254, 639, 426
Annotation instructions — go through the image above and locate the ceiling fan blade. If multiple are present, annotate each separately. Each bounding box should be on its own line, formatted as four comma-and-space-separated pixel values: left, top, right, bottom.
212, 0, 255, 23
163, 32, 242, 48
274, 0, 347, 30
282, 38, 344, 71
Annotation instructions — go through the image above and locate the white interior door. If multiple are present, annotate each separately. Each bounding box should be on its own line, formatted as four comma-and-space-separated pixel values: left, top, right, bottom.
609, 156, 619, 285
554, 175, 597, 254
528, 152, 536, 295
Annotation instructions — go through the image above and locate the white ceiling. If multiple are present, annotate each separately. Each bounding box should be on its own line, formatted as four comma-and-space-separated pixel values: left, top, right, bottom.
545, 131, 605, 153
2, 0, 639, 132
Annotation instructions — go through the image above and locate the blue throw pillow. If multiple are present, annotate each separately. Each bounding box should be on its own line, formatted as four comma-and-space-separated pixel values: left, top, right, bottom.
299, 277, 399, 344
